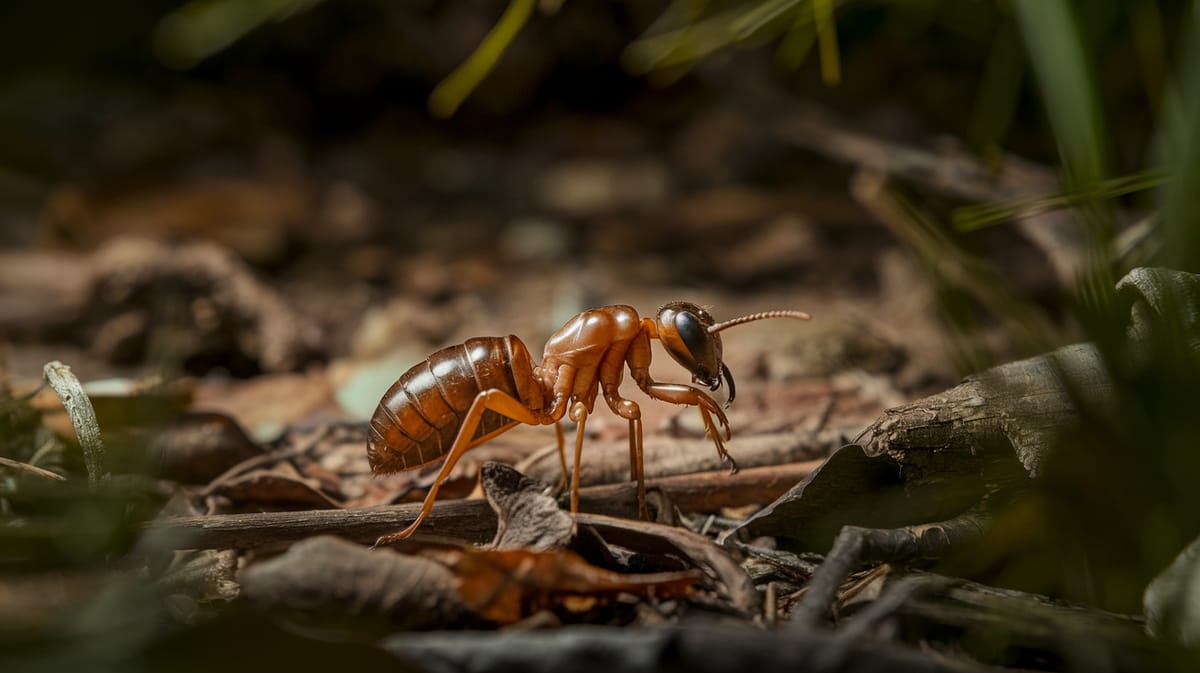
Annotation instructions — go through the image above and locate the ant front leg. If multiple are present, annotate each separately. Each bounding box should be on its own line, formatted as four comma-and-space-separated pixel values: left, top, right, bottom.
640, 381, 738, 473
625, 332, 737, 473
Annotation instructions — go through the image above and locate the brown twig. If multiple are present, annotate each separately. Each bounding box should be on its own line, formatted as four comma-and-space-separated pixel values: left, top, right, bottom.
0, 456, 66, 482
148, 460, 823, 550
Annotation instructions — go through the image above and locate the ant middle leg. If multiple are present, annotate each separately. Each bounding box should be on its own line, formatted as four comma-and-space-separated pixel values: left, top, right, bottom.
568, 401, 589, 514
602, 385, 650, 520
640, 382, 737, 473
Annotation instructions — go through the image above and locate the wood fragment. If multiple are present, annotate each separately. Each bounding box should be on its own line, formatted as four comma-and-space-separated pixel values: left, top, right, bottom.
764, 582, 777, 627
808, 574, 948, 671
860, 341, 1112, 478
790, 504, 993, 629
897, 573, 1153, 671
42, 360, 106, 484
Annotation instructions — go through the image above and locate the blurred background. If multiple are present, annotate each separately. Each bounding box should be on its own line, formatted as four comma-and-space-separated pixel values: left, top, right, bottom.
3, 0, 1200, 668
6, 0, 1176, 389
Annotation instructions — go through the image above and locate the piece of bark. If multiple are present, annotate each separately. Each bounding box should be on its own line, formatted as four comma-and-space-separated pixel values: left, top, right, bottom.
149, 461, 821, 550
895, 573, 1154, 672
861, 341, 1111, 479
728, 446, 932, 549
857, 263, 1196, 478
158, 549, 241, 624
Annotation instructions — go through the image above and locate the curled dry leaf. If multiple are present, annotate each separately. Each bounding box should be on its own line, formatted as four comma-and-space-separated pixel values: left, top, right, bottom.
477, 462, 756, 616
203, 470, 343, 511
577, 513, 761, 616
240, 535, 700, 630
240, 535, 472, 631
481, 461, 574, 551
427, 547, 702, 625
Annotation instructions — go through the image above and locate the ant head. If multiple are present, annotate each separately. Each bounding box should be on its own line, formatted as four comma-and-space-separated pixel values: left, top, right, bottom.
656, 301, 730, 401
656, 302, 813, 407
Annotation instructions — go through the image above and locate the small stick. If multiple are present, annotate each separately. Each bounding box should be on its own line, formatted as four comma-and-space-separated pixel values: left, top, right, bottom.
0, 456, 66, 481
149, 460, 824, 550
42, 361, 106, 485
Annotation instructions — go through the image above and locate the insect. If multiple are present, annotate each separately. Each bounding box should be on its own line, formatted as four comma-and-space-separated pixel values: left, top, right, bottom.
367, 302, 811, 544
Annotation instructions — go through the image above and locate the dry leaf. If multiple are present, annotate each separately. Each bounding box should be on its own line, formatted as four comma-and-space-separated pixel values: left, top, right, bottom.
240, 536, 472, 630
480, 461, 573, 551
428, 546, 701, 624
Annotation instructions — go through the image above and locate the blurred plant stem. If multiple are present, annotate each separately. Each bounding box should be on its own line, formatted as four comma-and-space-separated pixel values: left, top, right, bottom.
427, 0, 537, 119
153, 0, 326, 70
1159, 4, 1200, 273
852, 170, 1058, 373
42, 361, 105, 486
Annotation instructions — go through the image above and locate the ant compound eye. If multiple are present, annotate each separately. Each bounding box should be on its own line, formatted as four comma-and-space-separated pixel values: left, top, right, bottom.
674, 311, 709, 362
657, 301, 722, 381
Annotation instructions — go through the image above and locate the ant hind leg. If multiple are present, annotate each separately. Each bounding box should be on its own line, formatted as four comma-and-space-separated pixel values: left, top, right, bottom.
372, 389, 539, 547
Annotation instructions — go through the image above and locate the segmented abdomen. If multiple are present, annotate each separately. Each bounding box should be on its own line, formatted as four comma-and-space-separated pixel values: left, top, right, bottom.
367, 336, 528, 474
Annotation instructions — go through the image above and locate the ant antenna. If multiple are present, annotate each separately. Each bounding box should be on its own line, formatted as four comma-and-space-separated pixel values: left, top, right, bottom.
707, 310, 812, 334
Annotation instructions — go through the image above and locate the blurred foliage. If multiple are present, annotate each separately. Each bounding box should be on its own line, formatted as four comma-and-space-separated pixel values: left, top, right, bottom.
152, 0, 328, 70
623, 0, 844, 82
953, 170, 1170, 233
427, 0, 539, 118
